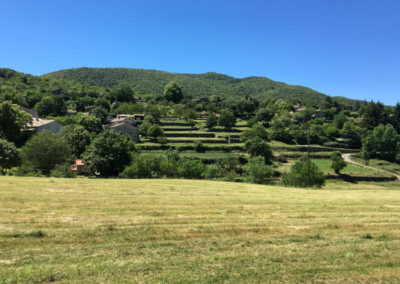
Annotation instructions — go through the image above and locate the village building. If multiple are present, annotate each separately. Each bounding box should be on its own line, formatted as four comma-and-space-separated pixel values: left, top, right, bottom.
72, 159, 87, 175
116, 114, 145, 121
19, 107, 63, 134
108, 118, 139, 142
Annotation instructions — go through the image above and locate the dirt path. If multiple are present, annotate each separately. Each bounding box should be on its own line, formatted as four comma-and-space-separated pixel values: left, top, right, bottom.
342, 153, 400, 180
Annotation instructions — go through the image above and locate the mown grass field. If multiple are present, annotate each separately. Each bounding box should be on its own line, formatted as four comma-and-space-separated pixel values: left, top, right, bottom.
1, 177, 400, 283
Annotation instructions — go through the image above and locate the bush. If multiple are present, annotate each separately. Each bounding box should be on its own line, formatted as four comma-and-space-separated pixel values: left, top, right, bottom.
244, 137, 273, 164
243, 156, 275, 184
202, 164, 226, 179
330, 151, 346, 174
177, 159, 205, 179
120, 153, 161, 178
50, 163, 77, 178
120, 149, 180, 178
21, 131, 72, 175
283, 158, 325, 188
194, 141, 206, 153
84, 130, 134, 177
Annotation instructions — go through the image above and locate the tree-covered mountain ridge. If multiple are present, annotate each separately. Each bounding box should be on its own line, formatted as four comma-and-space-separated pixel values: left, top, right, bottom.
43, 67, 360, 106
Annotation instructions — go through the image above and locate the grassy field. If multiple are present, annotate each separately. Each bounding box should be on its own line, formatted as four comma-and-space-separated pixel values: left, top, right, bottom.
1, 177, 400, 283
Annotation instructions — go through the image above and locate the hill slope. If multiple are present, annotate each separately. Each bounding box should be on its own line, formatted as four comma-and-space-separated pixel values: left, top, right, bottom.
43, 67, 358, 106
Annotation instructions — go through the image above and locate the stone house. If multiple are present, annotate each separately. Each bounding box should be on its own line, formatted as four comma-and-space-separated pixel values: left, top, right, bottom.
108, 118, 139, 142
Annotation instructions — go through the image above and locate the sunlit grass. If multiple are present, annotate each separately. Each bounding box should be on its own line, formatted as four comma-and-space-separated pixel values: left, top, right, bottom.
1, 177, 400, 282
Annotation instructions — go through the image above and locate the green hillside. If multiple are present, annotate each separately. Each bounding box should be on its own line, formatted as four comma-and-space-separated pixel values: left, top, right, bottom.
43, 67, 359, 106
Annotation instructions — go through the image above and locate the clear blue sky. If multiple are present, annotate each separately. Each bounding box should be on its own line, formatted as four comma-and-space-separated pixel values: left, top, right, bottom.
1, 0, 399, 105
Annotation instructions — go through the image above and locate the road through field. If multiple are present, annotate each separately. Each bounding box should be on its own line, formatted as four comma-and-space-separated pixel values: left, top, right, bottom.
342, 153, 400, 180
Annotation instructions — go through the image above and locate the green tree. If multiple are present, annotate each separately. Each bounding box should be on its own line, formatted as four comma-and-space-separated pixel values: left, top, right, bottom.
0, 139, 21, 175
163, 81, 183, 103
218, 109, 236, 131
243, 156, 275, 184
35, 96, 66, 116
256, 107, 275, 124
362, 124, 399, 162
330, 151, 346, 174
111, 82, 135, 103
21, 131, 72, 175
241, 123, 269, 142
244, 137, 273, 164
283, 158, 325, 188
0, 101, 32, 143
139, 115, 155, 137
205, 114, 218, 130
85, 130, 134, 177
147, 124, 164, 140
62, 125, 91, 157
177, 158, 205, 179
79, 115, 102, 133
341, 121, 363, 148
392, 102, 400, 133
333, 112, 348, 129
91, 107, 109, 124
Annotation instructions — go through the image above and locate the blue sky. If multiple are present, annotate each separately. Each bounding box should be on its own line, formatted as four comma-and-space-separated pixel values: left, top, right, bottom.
1, 0, 399, 105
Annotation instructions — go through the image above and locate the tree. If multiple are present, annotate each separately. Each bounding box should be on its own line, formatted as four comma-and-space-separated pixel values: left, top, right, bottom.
393, 102, 400, 133
84, 130, 134, 177
333, 112, 348, 129
21, 131, 72, 174
0, 139, 21, 175
0, 101, 32, 143
360, 101, 388, 129
139, 115, 155, 137
147, 124, 164, 140
256, 107, 275, 124
62, 125, 91, 157
243, 156, 275, 184
35, 96, 66, 117
362, 124, 399, 162
218, 109, 236, 131
341, 121, 363, 149
177, 158, 205, 179
330, 151, 346, 174
205, 114, 218, 130
244, 137, 273, 164
283, 158, 325, 188
163, 81, 183, 103
111, 82, 135, 103
79, 115, 102, 133
241, 123, 269, 142
91, 107, 109, 124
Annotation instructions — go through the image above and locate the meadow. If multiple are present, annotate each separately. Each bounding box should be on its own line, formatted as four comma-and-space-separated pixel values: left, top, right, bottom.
1, 177, 400, 283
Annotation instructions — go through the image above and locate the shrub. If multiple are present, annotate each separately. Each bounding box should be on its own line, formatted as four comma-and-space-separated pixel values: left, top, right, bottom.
84, 130, 134, 177
202, 164, 226, 179
205, 114, 218, 129
243, 156, 275, 184
283, 158, 325, 188
330, 151, 346, 174
49, 163, 77, 178
120, 153, 161, 178
244, 137, 273, 164
0, 139, 21, 175
177, 159, 205, 179
21, 131, 72, 175
194, 141, 206, 153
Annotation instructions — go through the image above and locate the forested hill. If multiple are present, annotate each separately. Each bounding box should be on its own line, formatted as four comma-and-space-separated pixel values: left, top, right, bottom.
43, 67, 358, 106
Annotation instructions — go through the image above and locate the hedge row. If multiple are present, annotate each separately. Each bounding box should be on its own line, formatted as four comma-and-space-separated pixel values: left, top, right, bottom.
162, 127, 199, 131
164, 133, 216, 138
166, 139, 228, 144
136, 144, 244, 151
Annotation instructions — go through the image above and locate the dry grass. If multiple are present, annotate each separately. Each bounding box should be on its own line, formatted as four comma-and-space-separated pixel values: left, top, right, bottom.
1, 177, 400, 283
